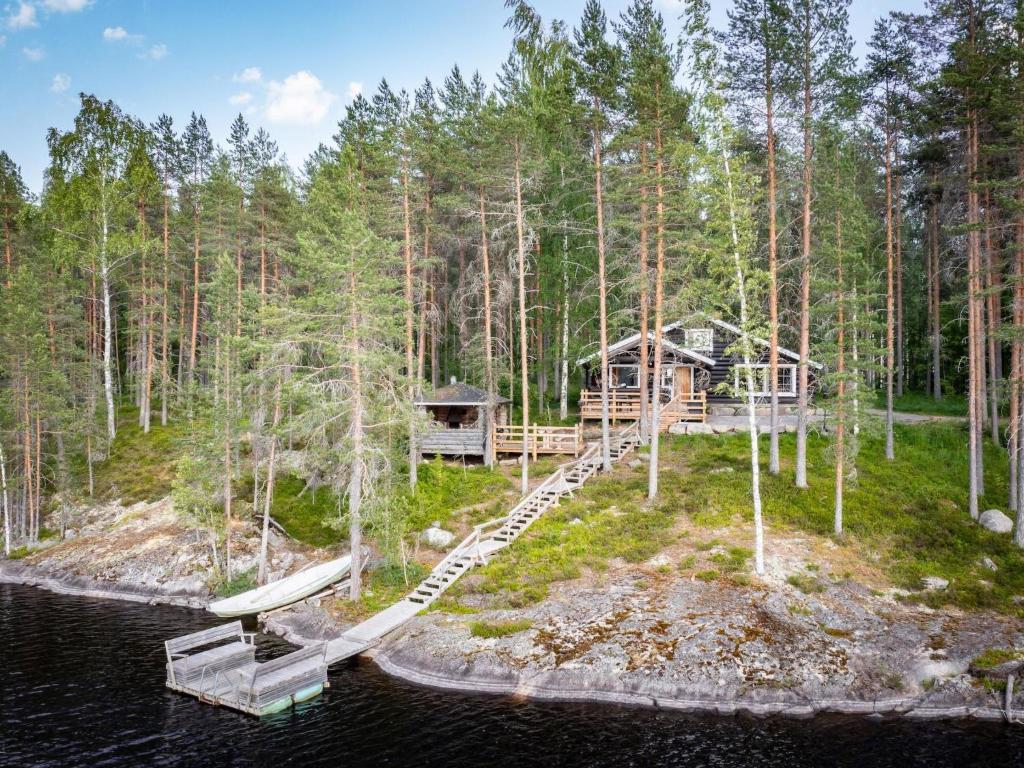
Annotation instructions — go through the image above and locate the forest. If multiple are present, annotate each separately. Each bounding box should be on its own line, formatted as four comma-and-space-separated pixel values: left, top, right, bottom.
1, 0, 1022, 595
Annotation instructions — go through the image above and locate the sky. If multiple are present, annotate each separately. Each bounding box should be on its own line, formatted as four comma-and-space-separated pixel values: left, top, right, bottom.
1, 0, 928, 196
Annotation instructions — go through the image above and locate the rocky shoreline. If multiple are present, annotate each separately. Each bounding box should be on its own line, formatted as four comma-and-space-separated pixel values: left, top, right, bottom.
362, 574, 1024, 722
0, 560, 209, 608
6, 493, 1024, 725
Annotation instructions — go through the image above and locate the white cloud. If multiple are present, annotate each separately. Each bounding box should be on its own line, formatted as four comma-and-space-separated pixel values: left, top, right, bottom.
102, 25, 129, 41
50, 72, 70, 92
142, 42, 167, 60
264, 71, 335, 125
229, 91, 252, 106
22, 45, 44, 61
0, 34, 6, 46
43, 0, 93, 11
6, 2, 38, 29
233, 66, 261, 83
346, 81, 362, 100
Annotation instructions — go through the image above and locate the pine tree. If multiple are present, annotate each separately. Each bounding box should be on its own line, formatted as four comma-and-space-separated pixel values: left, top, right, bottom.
573, 0, 621, 473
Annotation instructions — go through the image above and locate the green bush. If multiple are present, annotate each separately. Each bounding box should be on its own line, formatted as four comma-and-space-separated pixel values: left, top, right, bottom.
469, 618, 533, 638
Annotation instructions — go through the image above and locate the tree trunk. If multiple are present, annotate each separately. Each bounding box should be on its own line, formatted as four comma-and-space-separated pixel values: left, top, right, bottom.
884, 109, 896, 461
189, 208, 200, 376
834, 152, 846, 535
985, 193, 1000, 443
593, 105, 612, 473
967, 108, 983, 520
100, 197, 117, 441
161, 179, 171, 426
930, 172, 942, 400
0, 442, 9, 556
223, 346, 233, 580
638, 143, 651, 445
895, 157, 905, 398
257, 380, 282, 585
559, 229, 570, 422
514, 141, 530, 495
348, 262, 364, 602
647, 118, 666, 499
405, 170, 418, 486
766, 59, 781, 476
795, 27, 813, 489
718, 112, 765, 573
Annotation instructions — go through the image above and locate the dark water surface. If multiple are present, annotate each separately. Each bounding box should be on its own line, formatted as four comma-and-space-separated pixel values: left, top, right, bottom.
3, 583, 1024, 767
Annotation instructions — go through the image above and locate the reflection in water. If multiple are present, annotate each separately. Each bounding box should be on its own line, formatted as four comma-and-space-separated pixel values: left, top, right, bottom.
2, 583, 1023, 767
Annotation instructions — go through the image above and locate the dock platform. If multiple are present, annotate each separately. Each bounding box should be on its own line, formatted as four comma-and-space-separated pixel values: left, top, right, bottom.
165, 621, 330, 716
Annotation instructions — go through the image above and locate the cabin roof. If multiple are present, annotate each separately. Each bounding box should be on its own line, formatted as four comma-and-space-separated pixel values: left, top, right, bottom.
576, 331, 716, 368
579, 316, 824, 371
416, 381, 511, 407
705, 317, 824, 370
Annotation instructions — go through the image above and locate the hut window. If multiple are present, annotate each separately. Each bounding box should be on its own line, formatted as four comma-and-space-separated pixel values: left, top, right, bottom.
609, 364, 639, 388
734, 364, 796, 396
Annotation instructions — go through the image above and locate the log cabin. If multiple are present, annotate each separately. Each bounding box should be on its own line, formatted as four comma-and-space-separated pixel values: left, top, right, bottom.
577, 317, 824, 429
415, 379, 510, 465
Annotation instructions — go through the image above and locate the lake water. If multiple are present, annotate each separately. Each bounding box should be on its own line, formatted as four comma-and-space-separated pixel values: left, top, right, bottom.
2, 582, 1024, 767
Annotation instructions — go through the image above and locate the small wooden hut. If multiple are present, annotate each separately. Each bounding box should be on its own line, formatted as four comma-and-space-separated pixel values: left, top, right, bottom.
415, 379, 510, 465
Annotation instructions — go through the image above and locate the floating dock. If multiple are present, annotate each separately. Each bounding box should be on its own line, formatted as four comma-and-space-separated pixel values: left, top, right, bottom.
164, 621, 329, 716
164, 424, 639, 715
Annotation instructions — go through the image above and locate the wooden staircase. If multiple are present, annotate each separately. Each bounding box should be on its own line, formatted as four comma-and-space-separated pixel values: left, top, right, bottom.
325, 423, 640, 663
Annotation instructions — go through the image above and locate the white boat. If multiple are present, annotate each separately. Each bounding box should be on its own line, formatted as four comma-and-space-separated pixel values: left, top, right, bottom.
208, 555, 354, 617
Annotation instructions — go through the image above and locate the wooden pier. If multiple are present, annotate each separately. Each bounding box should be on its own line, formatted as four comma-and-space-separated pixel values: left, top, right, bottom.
164, 621, 330, 716
164, 423, 640, 715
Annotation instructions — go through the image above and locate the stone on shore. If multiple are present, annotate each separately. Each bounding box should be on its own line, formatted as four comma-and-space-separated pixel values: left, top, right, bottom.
979, 509, 1013, 534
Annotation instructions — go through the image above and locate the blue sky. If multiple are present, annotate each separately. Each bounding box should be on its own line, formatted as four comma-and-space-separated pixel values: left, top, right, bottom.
2, 0, 927, 195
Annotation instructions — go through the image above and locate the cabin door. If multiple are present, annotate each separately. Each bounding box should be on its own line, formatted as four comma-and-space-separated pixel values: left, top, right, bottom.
672, 366, 693, 399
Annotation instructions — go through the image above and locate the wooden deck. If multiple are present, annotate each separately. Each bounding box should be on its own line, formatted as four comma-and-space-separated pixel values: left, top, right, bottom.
579, 390, 706, 428
164, 622, 330, 716
491, 423, 583, 457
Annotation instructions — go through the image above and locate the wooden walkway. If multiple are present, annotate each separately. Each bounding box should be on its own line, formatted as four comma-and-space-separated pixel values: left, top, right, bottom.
324, 422, 640, 664
163, 423, 639, 715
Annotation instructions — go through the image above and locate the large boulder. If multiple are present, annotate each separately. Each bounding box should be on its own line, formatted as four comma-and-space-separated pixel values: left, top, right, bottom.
421, 523, 455, 549
979, 509, 1013, 534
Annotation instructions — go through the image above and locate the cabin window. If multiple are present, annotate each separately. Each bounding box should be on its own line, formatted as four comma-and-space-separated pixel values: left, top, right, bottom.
733, 364, 796, 396
684, 328, 713, 352
608, 364, 639, 388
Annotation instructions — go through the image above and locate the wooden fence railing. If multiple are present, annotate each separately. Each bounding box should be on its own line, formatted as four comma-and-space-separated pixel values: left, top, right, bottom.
492, 423, 583, 458
579, 390, 706, 426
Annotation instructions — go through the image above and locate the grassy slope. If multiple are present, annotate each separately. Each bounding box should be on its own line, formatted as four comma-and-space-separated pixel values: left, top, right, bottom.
873, 390, 968, 417
90, 412, 192, 504
457, 421, 1024, 615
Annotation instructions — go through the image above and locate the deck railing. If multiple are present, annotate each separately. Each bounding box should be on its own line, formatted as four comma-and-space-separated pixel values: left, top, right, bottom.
579, 389, 706, 426
492, 423, 583, 458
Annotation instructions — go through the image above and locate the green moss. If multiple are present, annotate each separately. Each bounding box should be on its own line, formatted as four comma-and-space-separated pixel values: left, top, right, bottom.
263, 475, 341, 548
6, 546, 31, 560
972, 647, 1024, 670
91, 413, 191, 504
695, 569, 719, 582
397, 458, 513, 534
469, 618, 533, 638
470, 470, 678, 606
787, 573, 826, 594
710, 546, 752, 573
